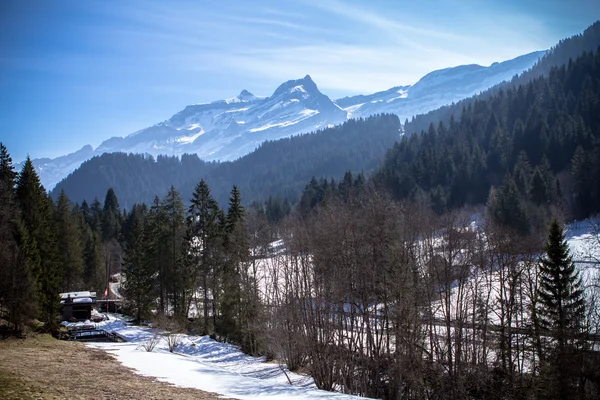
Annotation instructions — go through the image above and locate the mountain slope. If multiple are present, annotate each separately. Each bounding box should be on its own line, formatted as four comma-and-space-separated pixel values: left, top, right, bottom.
96, 75, 347, 162
375, 47, 600, 227
52, 114, 401, 209
335, 50, 545, 121
404, 20, 600, 135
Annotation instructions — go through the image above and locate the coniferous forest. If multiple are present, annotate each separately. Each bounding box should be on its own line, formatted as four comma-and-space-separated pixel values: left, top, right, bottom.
2, 21, 600, 400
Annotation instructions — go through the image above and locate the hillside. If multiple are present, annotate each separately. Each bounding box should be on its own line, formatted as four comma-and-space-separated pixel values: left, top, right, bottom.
374, 47, 600, 232
52, 114, 400, 208
405, 20, 600, 135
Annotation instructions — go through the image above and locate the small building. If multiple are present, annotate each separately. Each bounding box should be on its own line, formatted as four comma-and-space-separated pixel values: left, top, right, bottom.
60, 291, 97, 321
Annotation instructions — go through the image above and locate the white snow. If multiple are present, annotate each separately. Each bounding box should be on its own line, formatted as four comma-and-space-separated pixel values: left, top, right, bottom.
174, 131, 205, 144
343, 103, 365, 118
249, 109, 319, 132
72, 297, 93, 304
88, 316, 371, 400
185, 123, 202, 130
299, 109, 319, 117
291, 85, 307, 94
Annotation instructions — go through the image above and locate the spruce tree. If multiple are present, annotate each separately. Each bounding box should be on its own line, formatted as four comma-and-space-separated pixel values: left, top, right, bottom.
222, 185, 262, 353
16, 157, 61, 328
162, 185, 187, 320
102, 188, 122, 241
537, 219, 586, 399
0, 143, 17, 185
0, 144, 37, 330
55, 190, 85, 291
90, 197, 104, 234
530, 167, 548, 205
188, 179, 221, 335
82, 224, 104, 292
122, 204, 156, 322
147, 195, 169, 314
218, 185, 247, 342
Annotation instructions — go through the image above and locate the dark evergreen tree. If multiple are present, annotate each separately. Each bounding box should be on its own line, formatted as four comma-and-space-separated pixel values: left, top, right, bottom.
90, 197, 104, 234
162, 185, 187, 320
537, 220, 586, 399
102, 188, 122, 241
147, 195, 168, 314
0, 143, 37, 330
487, 175, 530, 235
188, 179, 221, 335
218, 186, 250, 345
122, 204, 156, 322
82, 223, 104, 292
16, 157, 61, 328
55, 189, 85, 291
530, 167, 549, 205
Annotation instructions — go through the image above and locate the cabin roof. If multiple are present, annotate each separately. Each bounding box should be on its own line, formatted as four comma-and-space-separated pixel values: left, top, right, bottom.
59, 291, 97, 299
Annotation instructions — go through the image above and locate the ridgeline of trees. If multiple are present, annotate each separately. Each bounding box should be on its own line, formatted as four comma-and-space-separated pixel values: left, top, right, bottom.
404, 21, 600, 136
370, 47, 600, 237
51, 114, 400, 209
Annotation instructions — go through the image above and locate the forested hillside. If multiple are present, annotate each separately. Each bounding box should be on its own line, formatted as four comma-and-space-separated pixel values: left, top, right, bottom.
52, 114, 400, 208
372, 47, 600, 234
405, 21, 600, 135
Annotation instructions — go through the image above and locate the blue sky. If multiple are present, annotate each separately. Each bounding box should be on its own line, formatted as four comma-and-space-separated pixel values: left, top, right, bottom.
1, 0, 598, 162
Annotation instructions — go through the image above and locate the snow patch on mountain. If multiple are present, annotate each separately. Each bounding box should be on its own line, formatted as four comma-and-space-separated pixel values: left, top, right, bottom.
335, 50, 546, 121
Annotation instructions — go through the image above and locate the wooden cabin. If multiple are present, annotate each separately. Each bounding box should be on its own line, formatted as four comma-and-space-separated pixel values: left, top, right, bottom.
60, 291, 97, 321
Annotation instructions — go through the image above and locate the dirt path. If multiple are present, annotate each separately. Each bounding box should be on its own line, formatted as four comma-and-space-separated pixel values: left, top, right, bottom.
0, 334, 230, 400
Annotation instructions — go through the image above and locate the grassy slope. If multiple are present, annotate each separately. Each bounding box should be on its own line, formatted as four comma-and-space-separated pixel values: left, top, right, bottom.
0, 334, 229, 400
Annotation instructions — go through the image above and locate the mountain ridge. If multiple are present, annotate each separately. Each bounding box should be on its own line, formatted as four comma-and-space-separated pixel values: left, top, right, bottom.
27, 51, 545, 189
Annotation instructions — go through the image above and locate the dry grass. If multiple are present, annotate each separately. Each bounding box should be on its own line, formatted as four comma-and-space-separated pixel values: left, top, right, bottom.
0, 334, 230, 400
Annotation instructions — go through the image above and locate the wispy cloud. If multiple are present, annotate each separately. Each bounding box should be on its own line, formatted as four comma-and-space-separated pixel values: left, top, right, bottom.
217, 44, 473, 96
311, 0, 470, 43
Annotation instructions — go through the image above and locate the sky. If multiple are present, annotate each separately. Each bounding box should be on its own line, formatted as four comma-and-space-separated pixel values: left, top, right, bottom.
1, 0, 599, 162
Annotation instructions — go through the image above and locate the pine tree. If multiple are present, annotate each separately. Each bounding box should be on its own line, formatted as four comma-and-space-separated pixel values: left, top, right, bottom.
0, 143, 18, 186
122, 204, 156, 322
16, 157, 61, 328
188, 179, 221, 335
102, 188, 122, 241
162, 185, 187, 320
90, 197, 104, 234
55, 189, 85, 291
0, 144, 36, 330
222, 186, 262, 353
530, 167, 548, 205
218, 186, 247, 342
537, 220, 586, 399
146, 195, 169, 314
82, 224, 104, 292
488, 174, 530, 235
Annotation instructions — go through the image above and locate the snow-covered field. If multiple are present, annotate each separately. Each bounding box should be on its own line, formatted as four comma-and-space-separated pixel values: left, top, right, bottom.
88, 316, 373, 400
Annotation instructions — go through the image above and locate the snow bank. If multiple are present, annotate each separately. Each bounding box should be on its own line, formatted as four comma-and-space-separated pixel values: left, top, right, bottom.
88, 316, 372, 400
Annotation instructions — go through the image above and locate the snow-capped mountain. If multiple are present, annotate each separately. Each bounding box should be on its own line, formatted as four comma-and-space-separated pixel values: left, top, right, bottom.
30, 145, 95, 191
335, 50, 546, 121
95, 74, 346, 162
28, 51, 545, 190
